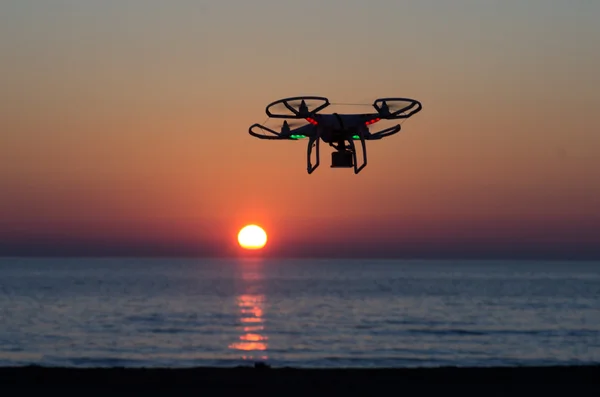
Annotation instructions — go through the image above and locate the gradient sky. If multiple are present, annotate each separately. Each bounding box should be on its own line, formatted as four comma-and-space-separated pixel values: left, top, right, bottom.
1, 1, 599, 259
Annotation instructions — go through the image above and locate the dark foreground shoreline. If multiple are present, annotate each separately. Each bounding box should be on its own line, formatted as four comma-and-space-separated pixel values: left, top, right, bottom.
1, 365, 599, 395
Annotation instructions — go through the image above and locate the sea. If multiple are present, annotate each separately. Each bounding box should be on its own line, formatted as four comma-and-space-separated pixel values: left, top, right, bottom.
0, 257, 599, 368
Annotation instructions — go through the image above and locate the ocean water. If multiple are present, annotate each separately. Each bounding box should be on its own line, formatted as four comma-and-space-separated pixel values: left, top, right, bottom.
0, 257, 599, 368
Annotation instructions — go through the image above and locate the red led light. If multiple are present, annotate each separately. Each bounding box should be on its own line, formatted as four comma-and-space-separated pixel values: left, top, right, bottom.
305, 117, 318, 125
365, 118, 381, 125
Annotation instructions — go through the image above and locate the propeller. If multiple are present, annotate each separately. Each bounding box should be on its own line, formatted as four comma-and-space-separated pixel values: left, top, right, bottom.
279, 119, 313, 139
386, 101, 413, 114
266, 97, 329, 118
269, 99, 308, 116
378, 100, 414, 116
373, 98, 422, 119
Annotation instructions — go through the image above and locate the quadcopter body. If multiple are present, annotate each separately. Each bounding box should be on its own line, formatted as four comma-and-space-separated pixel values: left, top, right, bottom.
248, 96, 422, 174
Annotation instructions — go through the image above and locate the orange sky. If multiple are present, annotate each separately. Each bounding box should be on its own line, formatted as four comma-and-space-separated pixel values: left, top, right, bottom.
1, 2, 599, 258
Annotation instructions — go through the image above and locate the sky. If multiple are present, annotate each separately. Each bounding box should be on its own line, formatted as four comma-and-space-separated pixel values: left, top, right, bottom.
1, 0, 599, 259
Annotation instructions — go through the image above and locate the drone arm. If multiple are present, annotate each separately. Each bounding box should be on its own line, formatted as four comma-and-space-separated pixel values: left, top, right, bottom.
366, 124, 401, 140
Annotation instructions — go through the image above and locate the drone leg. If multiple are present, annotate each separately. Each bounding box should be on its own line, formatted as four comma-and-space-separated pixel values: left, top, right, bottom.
348, 136, 367, 174
307, 136, 320, 174
358, 134, 367, 173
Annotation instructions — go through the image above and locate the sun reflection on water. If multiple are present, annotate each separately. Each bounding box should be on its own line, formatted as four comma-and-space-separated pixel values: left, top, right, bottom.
228, 261, 268, 361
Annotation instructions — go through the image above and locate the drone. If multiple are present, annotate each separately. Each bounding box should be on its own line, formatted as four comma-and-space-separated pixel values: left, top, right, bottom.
248, 96, 422, 174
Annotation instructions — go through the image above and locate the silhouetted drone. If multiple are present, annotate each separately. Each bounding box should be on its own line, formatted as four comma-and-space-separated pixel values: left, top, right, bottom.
248, 96, 422, 174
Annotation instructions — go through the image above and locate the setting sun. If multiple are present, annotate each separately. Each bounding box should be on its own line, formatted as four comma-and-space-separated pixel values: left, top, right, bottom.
237, 225, 268, 250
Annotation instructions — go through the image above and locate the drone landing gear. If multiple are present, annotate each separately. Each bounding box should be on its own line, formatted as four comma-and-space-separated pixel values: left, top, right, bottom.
307, 136, 320, 174
335, 138, 367, 174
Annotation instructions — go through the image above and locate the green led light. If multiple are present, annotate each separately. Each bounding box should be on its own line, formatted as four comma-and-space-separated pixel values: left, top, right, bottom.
290, 134, 306, 139
352, 135, 360, 139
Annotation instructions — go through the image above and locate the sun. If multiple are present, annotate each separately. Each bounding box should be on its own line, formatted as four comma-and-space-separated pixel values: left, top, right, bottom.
237, 225, 268, 250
